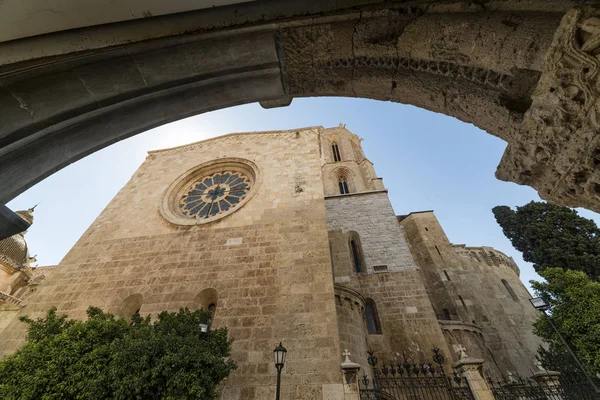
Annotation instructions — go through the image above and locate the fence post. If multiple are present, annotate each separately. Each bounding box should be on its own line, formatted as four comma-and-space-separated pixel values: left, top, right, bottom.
340, 349, 361, 400
532, 363, 562, 399
453, 353, 495, 400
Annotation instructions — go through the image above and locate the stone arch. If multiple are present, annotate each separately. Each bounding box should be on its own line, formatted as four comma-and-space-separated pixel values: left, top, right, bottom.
1, 3, 599, 214
118, 293, 143, 321
191, 288, 218, 316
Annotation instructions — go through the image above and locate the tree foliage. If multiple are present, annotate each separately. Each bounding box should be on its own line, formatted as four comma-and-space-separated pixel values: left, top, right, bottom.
531, 268, 600, 376
0, 307, 236, 400
492, 201, 600, 280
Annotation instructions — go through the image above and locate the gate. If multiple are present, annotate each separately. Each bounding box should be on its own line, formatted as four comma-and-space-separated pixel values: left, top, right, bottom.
359, 348, 474, 400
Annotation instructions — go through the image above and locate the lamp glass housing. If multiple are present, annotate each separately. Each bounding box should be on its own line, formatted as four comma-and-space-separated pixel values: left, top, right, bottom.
273, 343, 287, 367
530, 297, 549, 311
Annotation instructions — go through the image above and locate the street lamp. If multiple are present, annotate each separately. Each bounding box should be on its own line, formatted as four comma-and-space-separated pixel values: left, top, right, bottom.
529, 297, 600, 393
199, 323, 210, 333
273, 342, 287, 400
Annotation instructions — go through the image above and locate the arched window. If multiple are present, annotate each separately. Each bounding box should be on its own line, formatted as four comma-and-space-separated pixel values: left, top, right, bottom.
118, 293, 143, 322
442, 308, 451, 320
501, 279, 519, 301
208, 303, 217, 318
192, 288, 219, 319
365, 299, 382, 334
339, 177, 350, 194
348, 232, 365, 273
350, 240, 361, 273
332, 142, 341, 162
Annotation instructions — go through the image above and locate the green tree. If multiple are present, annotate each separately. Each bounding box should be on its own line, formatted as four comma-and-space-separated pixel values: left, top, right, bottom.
0, 307, 236, 400
531, 268, 600, 376
492, 201, 600, 280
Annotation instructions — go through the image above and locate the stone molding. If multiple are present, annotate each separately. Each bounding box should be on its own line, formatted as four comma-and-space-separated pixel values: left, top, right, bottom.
324, 190, 388, 200
149, 127, 322, 156
0, 290, 25, 307
439, 320, 484, 336
334, 284, 366, 313
326, 56, 513, 92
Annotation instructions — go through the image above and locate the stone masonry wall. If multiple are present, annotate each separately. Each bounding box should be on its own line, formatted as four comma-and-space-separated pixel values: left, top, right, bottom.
326, 192, 416, 275
334, 285, 371, 375
0, 129, 346, 400
400, 211, 543, 377
325, 192, 452, 368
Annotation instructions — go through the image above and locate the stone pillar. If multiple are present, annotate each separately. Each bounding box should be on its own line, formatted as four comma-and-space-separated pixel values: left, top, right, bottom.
453, 346, 494, 400
532, 361, 562, 398
340, 349, 361, 400
532, 371, 561, 387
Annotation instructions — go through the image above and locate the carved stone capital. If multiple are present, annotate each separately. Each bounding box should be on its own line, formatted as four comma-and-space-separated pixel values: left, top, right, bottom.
498, 6, 600, 212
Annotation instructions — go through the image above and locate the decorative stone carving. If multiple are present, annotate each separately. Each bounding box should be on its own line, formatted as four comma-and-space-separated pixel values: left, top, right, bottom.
497, 7, 600, 212
341, 349, 361, 384
326, 56, 512, 91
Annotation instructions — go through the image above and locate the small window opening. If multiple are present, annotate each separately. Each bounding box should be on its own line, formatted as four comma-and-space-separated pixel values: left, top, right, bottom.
351, 240, 361, 273
208, 303, 216, 319
332, 142, 341, 162
459, 295, 467, 307
425, 227, 429, 231
502, 279, 519, 301
339, 178, 350, 194
435, 245, 441, 256
442, 308, 451, 320
365, 299, 382, 334
443, 270, 451, 281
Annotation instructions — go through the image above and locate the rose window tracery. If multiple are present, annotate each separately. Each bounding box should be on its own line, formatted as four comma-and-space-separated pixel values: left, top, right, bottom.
179, 171, 251, 218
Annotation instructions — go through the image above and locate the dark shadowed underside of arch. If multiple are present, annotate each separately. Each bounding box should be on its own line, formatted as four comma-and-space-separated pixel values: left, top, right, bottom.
1, 0, 600, 223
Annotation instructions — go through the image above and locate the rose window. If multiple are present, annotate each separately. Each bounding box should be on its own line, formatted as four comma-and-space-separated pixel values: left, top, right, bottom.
179, 171, 251, 219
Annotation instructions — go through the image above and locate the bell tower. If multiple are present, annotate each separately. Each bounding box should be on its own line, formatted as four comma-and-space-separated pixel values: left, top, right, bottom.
320, 124, 384, 197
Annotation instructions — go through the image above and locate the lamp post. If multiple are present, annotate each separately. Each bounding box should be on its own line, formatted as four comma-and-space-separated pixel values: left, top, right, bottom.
273, 342, 287, 400
529, 297, 600, 393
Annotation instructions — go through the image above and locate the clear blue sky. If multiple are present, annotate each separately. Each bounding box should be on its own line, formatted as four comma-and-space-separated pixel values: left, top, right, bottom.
8, 97, 600, 292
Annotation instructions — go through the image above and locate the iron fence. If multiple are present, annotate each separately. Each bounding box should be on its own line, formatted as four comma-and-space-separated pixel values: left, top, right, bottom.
488, 375, 600, 400
359, 348, 474, 400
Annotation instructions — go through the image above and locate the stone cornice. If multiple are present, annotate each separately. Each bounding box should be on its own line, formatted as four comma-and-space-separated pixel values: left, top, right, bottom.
325, 189, 388, 200
439, 320, 483, 335
148, 126, 324, 156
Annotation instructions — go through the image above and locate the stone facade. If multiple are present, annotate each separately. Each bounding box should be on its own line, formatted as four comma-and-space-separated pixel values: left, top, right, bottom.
0, 125, 544, 398
399, 211, 543, 378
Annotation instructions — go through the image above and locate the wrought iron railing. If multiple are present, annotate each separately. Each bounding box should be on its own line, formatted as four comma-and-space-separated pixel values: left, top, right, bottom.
359, 348, 474, 400
488, 375, 600, 400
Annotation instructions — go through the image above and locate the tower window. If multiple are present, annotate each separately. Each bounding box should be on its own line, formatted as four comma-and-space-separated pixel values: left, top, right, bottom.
443, 270, 451, 281
458, 295, 467, 307
442, 308, 451, 320
339, 178, 350, 194
348, 232, 365, 273
502, 279, 519, 301
332, 142, 341, 162
350, 240, 361, 273
435, 245, 441, 256
365, 299, 382, 334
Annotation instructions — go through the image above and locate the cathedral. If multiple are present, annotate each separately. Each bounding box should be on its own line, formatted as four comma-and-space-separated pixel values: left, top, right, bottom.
0, 125, 542, 399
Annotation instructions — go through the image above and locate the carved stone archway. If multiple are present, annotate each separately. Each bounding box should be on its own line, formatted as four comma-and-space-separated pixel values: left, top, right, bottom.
1, 1, 599, 219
